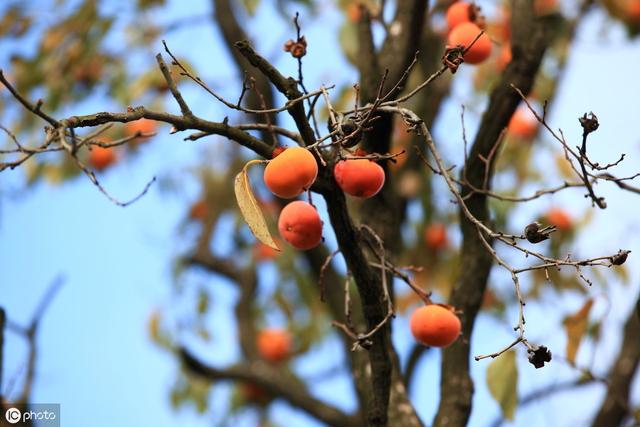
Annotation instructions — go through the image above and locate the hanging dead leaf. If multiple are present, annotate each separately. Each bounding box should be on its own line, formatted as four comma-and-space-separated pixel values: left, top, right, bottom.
563, 298, 594, 364
555, 153, 575, 180
486, 350, 518, 421
234, 159, 279, 251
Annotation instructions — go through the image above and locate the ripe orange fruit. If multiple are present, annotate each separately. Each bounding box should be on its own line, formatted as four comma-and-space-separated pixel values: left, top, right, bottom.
534, 0, 558, 16
256, 328, 292, 363
264, 147, 318, 199
253, 241, 280, 261
346, 2, 361, 23
624, 0, 640, 21
496, 43, 512, 70
278, 201, 323, 250
334, 159, 386, 198
88, 145, 117, 171
447, 22, 493, 65
73, 57, 103, 85
188, 199, 208, 221
508, 108, 538, 139
409, 304, 461, 347
424, 223, 448, 251
124, 118, 156, 142
486, 8, 510, 43
240, 383, 271, 405
445, 2, 474, 30
545, 207, 572, 231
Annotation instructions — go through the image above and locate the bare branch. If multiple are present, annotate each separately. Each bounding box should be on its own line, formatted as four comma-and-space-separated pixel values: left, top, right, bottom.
180, 348, 361, 427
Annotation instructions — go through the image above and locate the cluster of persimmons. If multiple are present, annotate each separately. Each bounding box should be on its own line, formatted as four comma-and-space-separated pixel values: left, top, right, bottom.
263, 146, 385, 250
87, 118, 156, 171
444, 1, 542, 138
262, 145, 463, 348
159, 1, 590, 360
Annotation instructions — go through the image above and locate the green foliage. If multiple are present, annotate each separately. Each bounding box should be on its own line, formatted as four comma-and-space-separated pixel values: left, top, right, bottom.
486, 350, 519, 421
170, 373, 212, 414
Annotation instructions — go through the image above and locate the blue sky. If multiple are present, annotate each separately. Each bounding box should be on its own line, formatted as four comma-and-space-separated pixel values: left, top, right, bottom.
1, 1, 640, 426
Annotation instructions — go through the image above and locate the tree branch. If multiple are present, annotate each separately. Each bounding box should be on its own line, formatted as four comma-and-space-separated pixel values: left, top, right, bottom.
64, 107, 273, 158
180, 348, 360, 427
234, 40, 316, 146
591, 291, 640, 427
321, 186, 393, 427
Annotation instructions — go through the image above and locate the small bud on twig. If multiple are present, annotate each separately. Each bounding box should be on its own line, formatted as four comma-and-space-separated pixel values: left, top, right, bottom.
442, 45, 465, 74
283, 36, 307, 58
524, 222, 556, 244
611, 249, 630, 266
579, 112, 599, 135
527, 344, 552, 369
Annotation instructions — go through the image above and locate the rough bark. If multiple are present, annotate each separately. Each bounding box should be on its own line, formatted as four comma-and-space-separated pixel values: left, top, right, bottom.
591, 292, 640, 427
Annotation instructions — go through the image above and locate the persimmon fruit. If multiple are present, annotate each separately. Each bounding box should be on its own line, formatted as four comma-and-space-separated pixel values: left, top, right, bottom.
88, 145, 117, 171
256, 328, 292, 363
410, 304, 461, 347
240, 383, 271, 405
125, 118, 156, 141
447, 22, 492, 65
546, 208, 573, 231
424, 223, 448, 251
189, 199, 208, 221
534, 0, 558, 16
496, 43, 512, 70
508, 108, 538, 139
624, 0, 640, 21
334, 158, 385, 198
346, 2, 361, 23
278, 201, 323, 250
445, 2, 476, 30
253, 241, 280, 261
264, 147, 318, 199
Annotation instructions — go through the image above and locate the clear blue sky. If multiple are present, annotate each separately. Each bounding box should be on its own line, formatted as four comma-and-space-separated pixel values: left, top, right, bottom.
1, 1, 640, 426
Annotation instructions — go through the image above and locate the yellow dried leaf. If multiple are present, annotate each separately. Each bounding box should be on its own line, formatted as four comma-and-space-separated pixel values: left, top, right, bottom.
234, 159, 279, 251
555, 153, 575, 180
563, 298, 594, 364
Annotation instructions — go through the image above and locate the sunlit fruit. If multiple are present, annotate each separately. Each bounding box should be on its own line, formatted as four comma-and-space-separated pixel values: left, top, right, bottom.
346, 2, 361, 23
125, 118, 157, 142
424, 222, 449, 251
257, 328, 292, 363
534, 0, 558, 16
253, 241, 280, 261
624, 0, 640, 21
486, 8, 510, 43
496, 43, 512, 70
264, 147, 318, 199
410, 304, 461, 347
545, 207, 573, 231
189, 199, 208, 221
73, 57, 103, 85
447, 22, 493, 65
508, 108, 538, 139
445, 2, 477, 30
240, 383, 271, 405
278, 201, 323, 250
88, 145, 117, 171
334, 158, 385, 198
